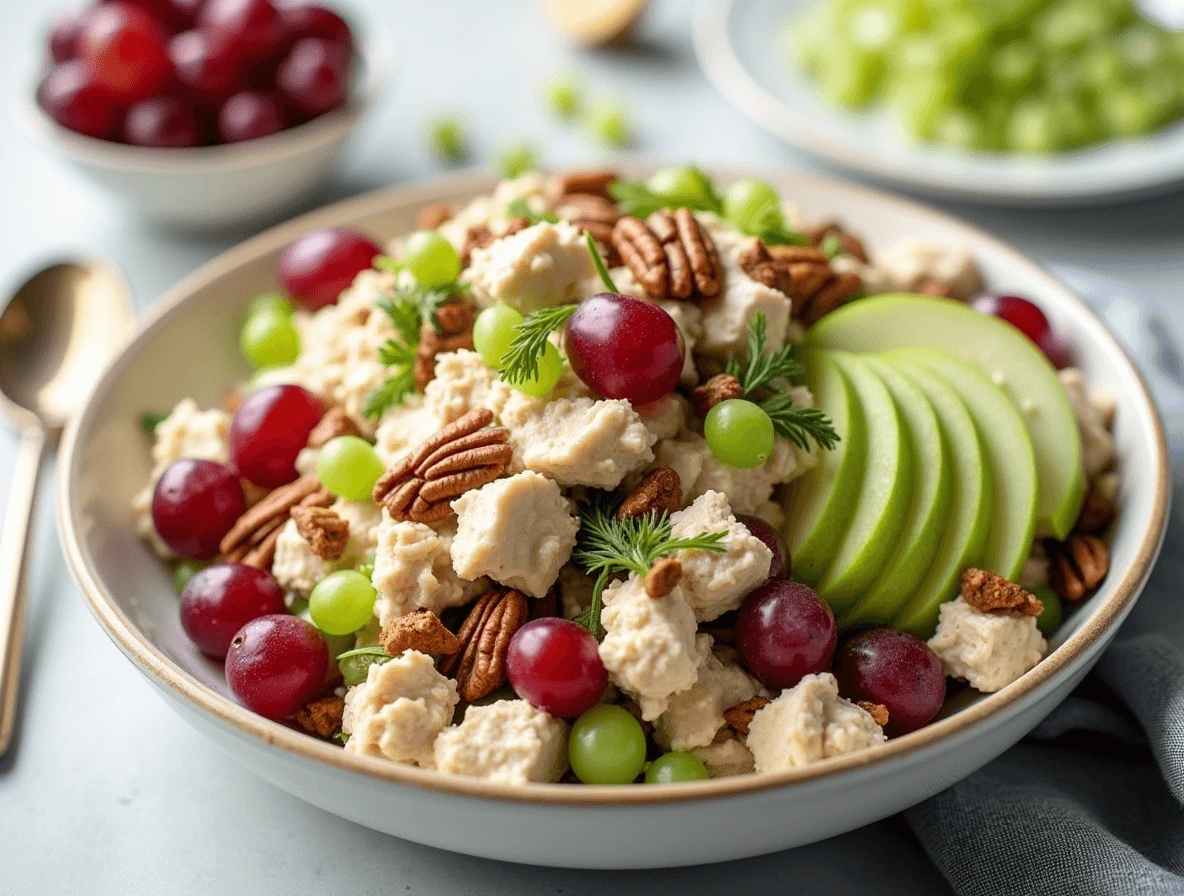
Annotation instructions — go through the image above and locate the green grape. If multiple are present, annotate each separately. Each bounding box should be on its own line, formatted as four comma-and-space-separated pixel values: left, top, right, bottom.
704, 399, 775, 469
427, 114, 467, 164
543, 75, 583, 120
568, 705, 648, 785
497, 143, 540, 180
1120, 25, 1169, 72
172, 559, 207, 595
644, 751, 710, 784
1006, 99, 1060, 152
723, 179, 780, 234
819, 49, 884, 108
316, 435, 385, 503
1036, 1, 1107, 51
338, 650, 388, 686
240, 309, 300, 369
1098, 85, 1160, 137
647, 166, 717, 210
309, 570, 377, 636
247, 292, 294, 319
403, 230, 462, 287
473, 304, 524, 368
585, 101, 633, 149
289, 595, 311, 621
510, 341, 563, 397
1031, 585, 1062, 636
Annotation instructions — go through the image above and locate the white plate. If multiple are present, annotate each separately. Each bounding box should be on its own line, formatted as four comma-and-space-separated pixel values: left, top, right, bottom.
694, 0, 1184, 206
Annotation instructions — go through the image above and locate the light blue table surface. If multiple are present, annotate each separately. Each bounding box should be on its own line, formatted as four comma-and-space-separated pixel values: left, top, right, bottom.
1, 1, 1181, 892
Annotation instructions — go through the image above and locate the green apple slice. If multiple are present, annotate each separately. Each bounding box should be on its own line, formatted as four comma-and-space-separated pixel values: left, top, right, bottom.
816, 353, 912, 615
887, 359, 993, 636
841, 356, 951, 626
893, 347, 1037, 584
806, 294, 1085, 538
783, 349, 864, 587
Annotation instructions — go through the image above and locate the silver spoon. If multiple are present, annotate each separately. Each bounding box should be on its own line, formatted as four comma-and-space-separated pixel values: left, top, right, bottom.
0, 261, 134, 757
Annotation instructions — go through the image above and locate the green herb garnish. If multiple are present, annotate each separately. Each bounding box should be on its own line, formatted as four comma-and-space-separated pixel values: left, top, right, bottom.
585, 230, 618, 293
608, 166, 724, 218
726, 312, 840, 452
742, 197, 810, 247
506, 195, 559, 226
331, 731, 350, 745
499, 304, 577, 386
336, 646, 393, 686
139, 411, 168, 437
571, 493, 729, 638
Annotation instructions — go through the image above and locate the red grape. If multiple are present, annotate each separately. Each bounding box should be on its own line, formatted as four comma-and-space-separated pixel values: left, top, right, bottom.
225, 614, 328, 719
152, 459, 246, 558
736, 514, 789, 582
169, 30, 240, 102
565, 293, 684, 405
165, 0, 204, 30
276, 37, 349, 119
229, 384, 324, 488
48, 13, 85, 63
277, 228, 382, 311
281, 4, 353, 54
971, 294, 1068, 367
836, 628, 946, 736
217, 90, 285, 142
200, 0, 288, 64
77, 3, 173, 103
124, 95, 202, 147
735, 581, 836, 689
1038, 330, 1071, 369
507, 618, 607, 718
180, 562, 286, 658
38, 62, 122, 139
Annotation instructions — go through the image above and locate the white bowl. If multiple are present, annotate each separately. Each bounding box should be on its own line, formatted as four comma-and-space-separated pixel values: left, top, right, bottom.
56, 166, 1169, 869
19, 28, 390, 230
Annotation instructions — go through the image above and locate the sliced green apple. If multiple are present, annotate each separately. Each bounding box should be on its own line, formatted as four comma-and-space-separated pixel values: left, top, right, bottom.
806, 294, 1085, 538
783, 349, 864, 587
816, 353, 913, 615
892, 347, 1037, 585
887, 358, 993, 635
841, 356, 951, 626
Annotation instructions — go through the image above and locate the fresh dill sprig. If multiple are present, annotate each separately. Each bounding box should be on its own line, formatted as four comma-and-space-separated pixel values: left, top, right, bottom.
585, 230, 618, 293
571, 493, 728, 638
607, 166, 724, 217
499, 304, 577, 386
363, 282, 468, 419
725, 312, 839, 451
140, 411, 167, 437
505, 195, 559, 225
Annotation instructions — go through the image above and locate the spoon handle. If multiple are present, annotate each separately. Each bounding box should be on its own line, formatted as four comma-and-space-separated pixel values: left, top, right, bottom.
0, 426, 47, 758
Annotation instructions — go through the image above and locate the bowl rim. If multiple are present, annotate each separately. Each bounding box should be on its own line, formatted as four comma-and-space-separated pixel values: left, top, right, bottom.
18, 24, 392, 174
56, 165, 1171, 807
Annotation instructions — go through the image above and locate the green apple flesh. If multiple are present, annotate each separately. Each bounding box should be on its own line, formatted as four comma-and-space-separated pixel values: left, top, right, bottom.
806, 294, 1084, 538
893, 347, 1037, 583
816, 353, 913, 615
842, 356, 951, 626
783, 349, 864, 587
889, 359, 993, 635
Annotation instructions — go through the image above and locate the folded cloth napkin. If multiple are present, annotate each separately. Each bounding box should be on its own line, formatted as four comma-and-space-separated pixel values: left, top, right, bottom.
906, 269, 1184, 896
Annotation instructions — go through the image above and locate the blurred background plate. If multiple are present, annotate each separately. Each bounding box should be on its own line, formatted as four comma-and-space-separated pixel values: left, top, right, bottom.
694, 0, 1184, 206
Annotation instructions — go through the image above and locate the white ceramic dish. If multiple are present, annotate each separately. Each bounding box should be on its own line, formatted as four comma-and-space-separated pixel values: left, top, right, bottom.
694, 0, 1184, 207
18, 20, 390, 230
56, 166, 1169, 869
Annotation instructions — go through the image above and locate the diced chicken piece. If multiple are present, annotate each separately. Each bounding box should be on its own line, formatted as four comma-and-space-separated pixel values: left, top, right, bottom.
654, 639, 764, 751
1059, 367, 1116, 478
928, 596, 1046, 693
433, 700, 568, 785
466, 221, 593, 312
271, 498, 382, 597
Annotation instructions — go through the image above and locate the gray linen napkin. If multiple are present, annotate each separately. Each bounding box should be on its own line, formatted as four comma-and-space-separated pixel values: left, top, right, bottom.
905, 269, 1184, 896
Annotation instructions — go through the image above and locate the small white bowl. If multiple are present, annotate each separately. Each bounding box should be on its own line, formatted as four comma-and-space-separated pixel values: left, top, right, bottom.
57, 167, 1169, 869
19, 28, 390, 230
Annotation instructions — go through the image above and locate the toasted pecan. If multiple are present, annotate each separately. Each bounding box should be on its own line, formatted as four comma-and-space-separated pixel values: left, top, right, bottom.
960, 568, 1043, 617
416, 203, 454, 231
1049, 533, 1109, 601
379, 610, 461, 658
294, 694, 345, 739
857, 701, 890, 728
439, 589, 528, 701
307, 407, 362, 448
723, 696, 770, 736
691, 373, 745, 416
617, 467, 683, 521
643, 558, 682, 599
551, 168, 618, 200
291, 505, 349, 561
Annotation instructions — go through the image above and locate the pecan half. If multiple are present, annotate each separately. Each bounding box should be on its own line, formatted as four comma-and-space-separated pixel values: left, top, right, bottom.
643, 557, 682, 599
439, 589, 528, 701
294, 694, 345, 739
739, 240, 862, 327
414, 297, 476, 391
291, 505, 349, 561
550, 168, 618, 200
617, 467, 683, 521
307, 407, 362, 448
416, 203, 454, 231
612, 210, 722, 301
555, 192, 621, 265
371, 408, 512, 524
379, 609, 460, 658
691, 373, 745, 416
857, 701, 890, 729
960, 568, 1043, 617
613, 215, 668, 296
1075, 490, 1116, 535
220, 475, 333, 569
1050, 534, 1110, 601
723, 696, 770, 736
807, 222, 869, 264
